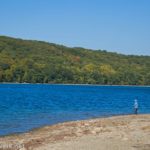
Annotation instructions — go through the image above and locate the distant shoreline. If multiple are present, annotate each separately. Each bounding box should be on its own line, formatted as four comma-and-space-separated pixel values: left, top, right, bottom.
0, 82, 149, 87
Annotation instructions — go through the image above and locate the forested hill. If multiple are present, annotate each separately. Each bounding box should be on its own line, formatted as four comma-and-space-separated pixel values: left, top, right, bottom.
0, 36, 150, 85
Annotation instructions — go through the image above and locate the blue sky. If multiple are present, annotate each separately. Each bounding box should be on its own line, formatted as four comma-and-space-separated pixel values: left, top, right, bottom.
0, 0, 150, 55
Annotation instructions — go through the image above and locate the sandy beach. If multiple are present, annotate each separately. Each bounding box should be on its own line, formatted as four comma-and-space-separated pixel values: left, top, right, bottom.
0, 114, 150, 150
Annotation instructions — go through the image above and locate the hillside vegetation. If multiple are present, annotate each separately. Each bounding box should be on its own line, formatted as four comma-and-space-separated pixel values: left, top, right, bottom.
0, 36, 150, 85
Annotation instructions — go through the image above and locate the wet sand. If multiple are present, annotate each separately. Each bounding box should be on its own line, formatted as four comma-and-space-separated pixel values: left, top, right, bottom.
0, 114, 150, 150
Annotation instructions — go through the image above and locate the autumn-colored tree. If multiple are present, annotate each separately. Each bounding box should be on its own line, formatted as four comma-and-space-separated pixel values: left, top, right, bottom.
0, 36, 149, 85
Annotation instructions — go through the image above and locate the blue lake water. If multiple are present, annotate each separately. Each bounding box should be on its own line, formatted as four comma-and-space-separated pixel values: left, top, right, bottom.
0, 84, 149, 136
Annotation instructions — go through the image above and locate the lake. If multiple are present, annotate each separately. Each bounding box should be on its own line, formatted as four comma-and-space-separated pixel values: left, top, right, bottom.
0, 84, 149, 136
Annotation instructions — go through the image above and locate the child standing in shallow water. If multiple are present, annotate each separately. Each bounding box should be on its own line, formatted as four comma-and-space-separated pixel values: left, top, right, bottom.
134, 99, 138, 114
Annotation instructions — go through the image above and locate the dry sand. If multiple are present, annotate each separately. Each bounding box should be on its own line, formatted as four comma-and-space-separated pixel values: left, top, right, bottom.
0, 114, 150, 150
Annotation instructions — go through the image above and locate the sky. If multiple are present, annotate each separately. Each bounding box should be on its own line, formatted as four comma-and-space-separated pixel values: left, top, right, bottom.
0, 0, 150, 55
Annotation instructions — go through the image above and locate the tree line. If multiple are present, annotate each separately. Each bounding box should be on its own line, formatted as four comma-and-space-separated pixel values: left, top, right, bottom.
0, 36, 150, 85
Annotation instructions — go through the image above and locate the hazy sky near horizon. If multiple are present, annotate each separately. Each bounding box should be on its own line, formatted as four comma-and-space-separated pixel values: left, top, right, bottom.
0, 0, 150, 55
